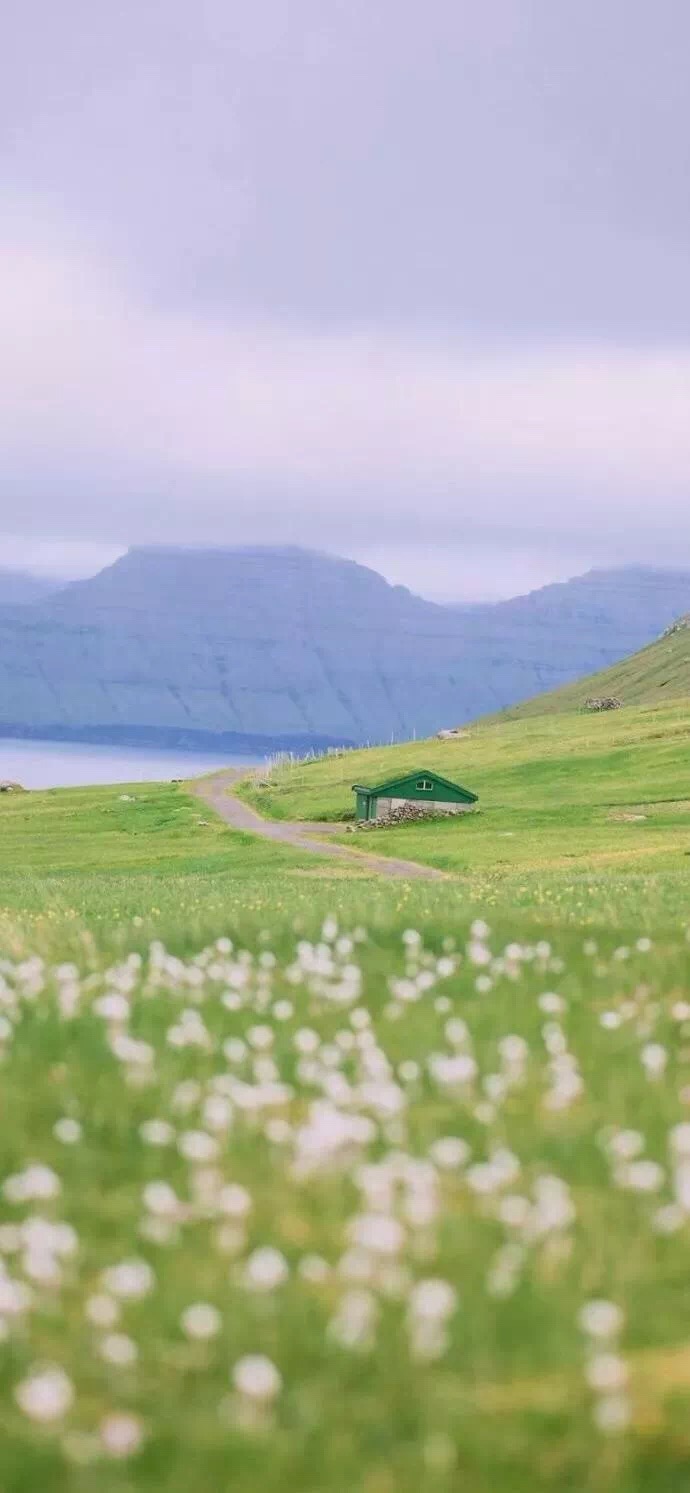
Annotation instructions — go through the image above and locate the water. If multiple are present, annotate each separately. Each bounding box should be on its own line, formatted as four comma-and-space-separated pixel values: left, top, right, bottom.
0, 738, 263, 790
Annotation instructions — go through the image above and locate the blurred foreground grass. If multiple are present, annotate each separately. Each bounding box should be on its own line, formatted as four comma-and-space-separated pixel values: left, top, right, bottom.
2, 774, 690, 1490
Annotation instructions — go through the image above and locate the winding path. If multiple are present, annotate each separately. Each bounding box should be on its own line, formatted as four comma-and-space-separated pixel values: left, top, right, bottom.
192, 769, 446, 881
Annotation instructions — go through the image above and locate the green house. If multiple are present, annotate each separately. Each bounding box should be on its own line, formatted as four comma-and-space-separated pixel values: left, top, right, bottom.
352, 769, 478, 823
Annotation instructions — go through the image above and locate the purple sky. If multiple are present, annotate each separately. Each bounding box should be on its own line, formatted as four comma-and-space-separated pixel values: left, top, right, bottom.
1, 1, 689, 601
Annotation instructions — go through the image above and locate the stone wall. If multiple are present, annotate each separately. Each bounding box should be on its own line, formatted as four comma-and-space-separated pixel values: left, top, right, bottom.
374, 797, 470, 819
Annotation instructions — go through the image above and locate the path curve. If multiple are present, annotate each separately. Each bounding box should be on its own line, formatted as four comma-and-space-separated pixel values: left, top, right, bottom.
192, 769, 447, 881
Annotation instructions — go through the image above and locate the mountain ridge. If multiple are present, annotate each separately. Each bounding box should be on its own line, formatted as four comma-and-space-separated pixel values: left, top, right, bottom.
2, 546, 690, 750
0, 568, 61, 607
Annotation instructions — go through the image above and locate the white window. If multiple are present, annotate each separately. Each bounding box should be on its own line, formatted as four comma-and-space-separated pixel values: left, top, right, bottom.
416, 778, 434, 792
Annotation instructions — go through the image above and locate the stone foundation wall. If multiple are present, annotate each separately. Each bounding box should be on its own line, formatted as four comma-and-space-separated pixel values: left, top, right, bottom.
374, 797, 470, 819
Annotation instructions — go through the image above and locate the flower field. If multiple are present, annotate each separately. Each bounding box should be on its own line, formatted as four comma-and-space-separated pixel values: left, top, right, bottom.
2, 909, 690, 1491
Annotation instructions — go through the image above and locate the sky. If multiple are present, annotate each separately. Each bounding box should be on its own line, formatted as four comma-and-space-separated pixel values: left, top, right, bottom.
1, 1, 689, 602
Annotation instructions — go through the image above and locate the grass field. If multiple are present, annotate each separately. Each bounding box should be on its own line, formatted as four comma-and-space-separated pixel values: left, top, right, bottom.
238, 700, 690, 881
2, 702, 690, 1491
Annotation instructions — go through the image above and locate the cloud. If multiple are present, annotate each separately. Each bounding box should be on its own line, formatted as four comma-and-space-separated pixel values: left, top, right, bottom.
1, 223, 689, 572
2, 5, 689, 598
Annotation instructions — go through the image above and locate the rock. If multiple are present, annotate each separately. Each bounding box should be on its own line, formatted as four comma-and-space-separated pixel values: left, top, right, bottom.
436, 728, 470, 740
0, 780, 24, 792
358, 801, 477, 829
663, 613, 690, 637
584, 697, 623, 712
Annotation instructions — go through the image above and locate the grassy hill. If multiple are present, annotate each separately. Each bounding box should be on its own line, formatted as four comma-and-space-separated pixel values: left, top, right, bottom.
492, 616, 690, 721
239, 698, 690, 883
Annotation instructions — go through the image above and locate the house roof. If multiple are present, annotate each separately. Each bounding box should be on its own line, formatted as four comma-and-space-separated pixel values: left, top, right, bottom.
352, 768, 478, 802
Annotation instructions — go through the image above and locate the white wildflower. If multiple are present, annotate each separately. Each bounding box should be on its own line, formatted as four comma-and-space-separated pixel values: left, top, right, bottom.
53, 1118, 82, 1145
620, 1159, 664, 1193
93, 993, 130, 1022
428, 1053, 478, 1088
102, 1259, 155, 1301
219, 1183, 252, 1218
0, 1276, 32, 1316
232, 1355, 282, 1402
429, 1137, 471, 1170
4, 1164, 61, 1203
244, 1246, 289, 1291
139, 1119, 174, 1147
408, 1278, 457, 1321
593, 1394, 631, 1433
143, 1181, 181, 1218
641, 1043, 668, 1079
328, 1289, 378, 1351
652, 1203, 685, 1234
15, 1365, 74, 1422
348, 1214, 405, 1257
607, 1130, 644, 1160
178, 1130, 219, 1163
99, 1412, 145, 1458
86, 1294, 119, 1328
669, 1123, 690, 1156
586, 1353, 628, 1393
98, 1333, 138, 1366
578, 1300, 624, 1341
180, 1302, 222, 1340
538, 993, 566, 1014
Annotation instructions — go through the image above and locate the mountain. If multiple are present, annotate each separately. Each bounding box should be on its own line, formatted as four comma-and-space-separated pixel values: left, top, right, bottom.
491, 614, 690, 722
0, 569, 60, 606
1, 547, 690, 751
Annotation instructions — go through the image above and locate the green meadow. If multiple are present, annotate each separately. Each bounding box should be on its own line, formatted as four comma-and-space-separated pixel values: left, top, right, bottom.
1, 699, 690, 1492
240, 699, 690, 875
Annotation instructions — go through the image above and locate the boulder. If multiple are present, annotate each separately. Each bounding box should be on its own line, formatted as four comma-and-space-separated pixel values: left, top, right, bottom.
583, 697, 623, 712
663, 614, 690, 637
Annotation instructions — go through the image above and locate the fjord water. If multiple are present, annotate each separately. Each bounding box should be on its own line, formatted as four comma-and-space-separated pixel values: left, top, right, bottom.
0, 738, 262, 789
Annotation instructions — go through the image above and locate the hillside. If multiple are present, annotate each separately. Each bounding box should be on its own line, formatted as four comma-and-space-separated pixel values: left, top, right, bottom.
492, 615, 690, 721
240, 697, 690, 878
2, 547, 690, 750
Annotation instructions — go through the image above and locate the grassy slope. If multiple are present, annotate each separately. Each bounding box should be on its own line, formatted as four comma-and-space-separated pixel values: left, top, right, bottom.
492, 622, 690, 722
0, 781, 347, 953
238, 700, 690, 880
4, 704, 690, 953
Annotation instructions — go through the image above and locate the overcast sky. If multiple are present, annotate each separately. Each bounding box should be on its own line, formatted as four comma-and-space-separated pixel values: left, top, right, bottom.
1, 1, 689, 601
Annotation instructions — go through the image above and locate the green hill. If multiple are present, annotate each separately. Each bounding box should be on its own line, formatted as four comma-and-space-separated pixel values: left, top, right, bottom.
239, 696, 690, 881
494, 615, 690, 721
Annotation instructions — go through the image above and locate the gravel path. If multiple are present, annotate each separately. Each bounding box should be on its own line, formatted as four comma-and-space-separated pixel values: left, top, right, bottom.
193, 769, 447, 881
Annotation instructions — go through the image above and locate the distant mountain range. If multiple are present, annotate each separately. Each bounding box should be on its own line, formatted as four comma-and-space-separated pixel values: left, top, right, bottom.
0, 569, 59, 607
1, 546, 690, 751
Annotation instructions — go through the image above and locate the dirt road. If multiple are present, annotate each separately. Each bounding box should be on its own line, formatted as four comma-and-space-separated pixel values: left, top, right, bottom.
193, 769, 446, 881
